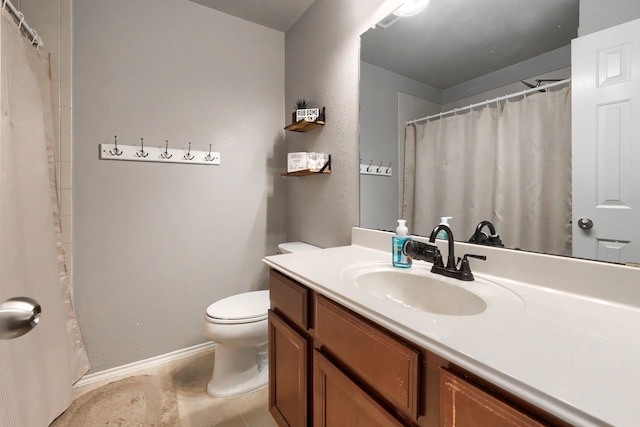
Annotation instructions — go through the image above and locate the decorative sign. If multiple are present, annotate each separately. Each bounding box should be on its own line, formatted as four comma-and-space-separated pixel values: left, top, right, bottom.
296, 108, 320, 122
287, 152, 309, 172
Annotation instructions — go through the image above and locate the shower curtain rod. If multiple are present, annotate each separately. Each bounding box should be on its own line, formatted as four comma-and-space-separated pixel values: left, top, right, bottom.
406, 78, 571, 125
2, 0, 43, 49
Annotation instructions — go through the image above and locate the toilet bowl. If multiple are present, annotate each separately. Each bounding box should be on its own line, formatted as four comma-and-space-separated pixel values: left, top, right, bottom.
203, 290, 270, 397
203, 242, 319, 397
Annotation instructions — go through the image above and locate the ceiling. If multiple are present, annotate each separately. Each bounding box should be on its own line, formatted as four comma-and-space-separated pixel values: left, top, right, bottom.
188, 0, 579, 90
362, 0, 579, 89
187, 0, 317, 32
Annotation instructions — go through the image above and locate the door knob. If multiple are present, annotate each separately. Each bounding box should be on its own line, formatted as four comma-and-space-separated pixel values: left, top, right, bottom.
0, 297, 41, 340
578, 217, 594, 230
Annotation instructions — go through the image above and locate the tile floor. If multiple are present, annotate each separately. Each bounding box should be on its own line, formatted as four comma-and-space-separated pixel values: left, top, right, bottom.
71, 348, 278, 427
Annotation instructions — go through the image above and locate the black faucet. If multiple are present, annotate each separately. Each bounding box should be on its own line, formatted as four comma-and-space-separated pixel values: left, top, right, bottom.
427, 224, 459, 278
402, 224, 486, 281
468, 220, 504, 247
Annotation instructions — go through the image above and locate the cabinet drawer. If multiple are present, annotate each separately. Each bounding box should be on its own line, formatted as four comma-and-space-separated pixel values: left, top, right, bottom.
440, 369, 546, 427
270, 269, 310, 330
315, 295, 420, 419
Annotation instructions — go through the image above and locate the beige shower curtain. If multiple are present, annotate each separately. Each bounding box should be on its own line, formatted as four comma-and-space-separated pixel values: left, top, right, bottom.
0, 9, 89, 427
402, 86, 572, 256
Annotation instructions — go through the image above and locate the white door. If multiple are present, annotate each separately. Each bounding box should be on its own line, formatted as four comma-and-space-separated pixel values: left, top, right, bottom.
572, 18, 640, 263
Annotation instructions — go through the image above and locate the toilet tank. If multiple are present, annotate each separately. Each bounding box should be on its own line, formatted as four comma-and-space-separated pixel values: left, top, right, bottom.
278, 242, 320, 254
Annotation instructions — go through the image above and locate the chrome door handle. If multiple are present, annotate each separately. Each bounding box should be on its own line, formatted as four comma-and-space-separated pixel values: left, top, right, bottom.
0, 297, 41, 339
578, 217, 594, 230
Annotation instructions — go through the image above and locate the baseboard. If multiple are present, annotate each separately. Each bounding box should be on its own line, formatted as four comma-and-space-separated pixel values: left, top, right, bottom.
74, 342, 216, 389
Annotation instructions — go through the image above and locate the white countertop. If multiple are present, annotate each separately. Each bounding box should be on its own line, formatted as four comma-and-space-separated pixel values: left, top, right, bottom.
264, 232, 640, 427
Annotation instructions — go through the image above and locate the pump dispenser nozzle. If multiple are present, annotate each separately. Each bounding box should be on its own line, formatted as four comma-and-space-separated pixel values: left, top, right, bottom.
396, 219, 408, 236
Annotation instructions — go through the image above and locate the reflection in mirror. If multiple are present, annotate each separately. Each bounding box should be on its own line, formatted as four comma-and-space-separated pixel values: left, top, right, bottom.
359, 0, 640, 264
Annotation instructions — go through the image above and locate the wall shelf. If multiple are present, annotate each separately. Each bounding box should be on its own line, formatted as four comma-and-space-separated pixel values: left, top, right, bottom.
285, 120, 325, 132
281, 155, 331, 176
281, 169, 331, 177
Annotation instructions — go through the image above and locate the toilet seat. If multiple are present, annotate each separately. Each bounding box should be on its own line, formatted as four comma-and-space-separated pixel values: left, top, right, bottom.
205, 290, 269, 324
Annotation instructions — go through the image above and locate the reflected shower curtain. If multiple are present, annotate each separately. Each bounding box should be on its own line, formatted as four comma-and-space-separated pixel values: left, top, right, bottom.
0, 9, 89, 426
402, 87, 571, 256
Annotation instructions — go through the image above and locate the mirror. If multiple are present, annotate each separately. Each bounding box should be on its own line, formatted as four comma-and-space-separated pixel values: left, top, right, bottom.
359, 0, 640, 264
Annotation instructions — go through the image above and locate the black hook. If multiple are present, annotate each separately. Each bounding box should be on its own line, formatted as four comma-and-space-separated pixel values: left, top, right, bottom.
204, 144, 216, 162
109, 135, 123, 156
136, 137, 148, 158
183, 142, 194, 160
160, 140, 172, 159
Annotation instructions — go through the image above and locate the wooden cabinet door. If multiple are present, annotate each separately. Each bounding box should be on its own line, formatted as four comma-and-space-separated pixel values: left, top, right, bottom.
315, 295, 420, 419
268, 311, 308, 427
440, 369, 546, 427
313, 350, 405, 427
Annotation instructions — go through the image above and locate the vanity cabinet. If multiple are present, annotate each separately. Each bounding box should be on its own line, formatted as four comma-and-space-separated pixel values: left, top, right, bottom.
268, 270, 311, 427
268, 268, 567, 427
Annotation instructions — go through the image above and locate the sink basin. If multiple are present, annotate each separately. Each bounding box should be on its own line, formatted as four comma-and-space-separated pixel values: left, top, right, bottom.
343, 264, 488, 316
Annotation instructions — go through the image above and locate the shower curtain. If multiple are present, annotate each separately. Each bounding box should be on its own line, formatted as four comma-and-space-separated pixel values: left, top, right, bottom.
402, 86, 572, 256
0, 9, 89, 427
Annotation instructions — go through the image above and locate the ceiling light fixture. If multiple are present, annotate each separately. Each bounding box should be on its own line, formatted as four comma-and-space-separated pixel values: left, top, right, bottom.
393, 0, 430, 17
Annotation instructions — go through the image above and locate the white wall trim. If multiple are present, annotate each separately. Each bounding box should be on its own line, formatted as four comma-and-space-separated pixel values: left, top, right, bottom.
74, 342, 215, 388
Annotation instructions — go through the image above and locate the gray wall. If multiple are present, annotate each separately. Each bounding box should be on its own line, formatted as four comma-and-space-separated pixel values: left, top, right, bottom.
442, 46, 571, 104
73, 0, 286, 372
579, 0, 640, 36
284, 0, 392, 248
359, 61, 439, 231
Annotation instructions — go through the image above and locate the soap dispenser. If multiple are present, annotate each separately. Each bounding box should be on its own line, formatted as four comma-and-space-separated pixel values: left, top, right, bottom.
436, 216, 452, 240
392, 219, 412, 268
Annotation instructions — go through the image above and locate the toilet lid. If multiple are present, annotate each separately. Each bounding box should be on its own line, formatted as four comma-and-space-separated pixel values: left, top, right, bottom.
206, 290, 269, 323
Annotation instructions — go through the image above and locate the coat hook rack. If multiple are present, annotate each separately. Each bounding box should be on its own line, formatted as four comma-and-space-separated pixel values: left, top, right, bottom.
99, 137, 220, 166
360, 160, 392, 177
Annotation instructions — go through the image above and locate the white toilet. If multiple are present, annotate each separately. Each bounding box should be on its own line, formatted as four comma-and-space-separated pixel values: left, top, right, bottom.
202, 241, 319, 397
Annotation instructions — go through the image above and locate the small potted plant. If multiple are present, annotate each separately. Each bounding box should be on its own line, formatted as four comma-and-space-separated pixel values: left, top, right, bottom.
293, 99, 308, 123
